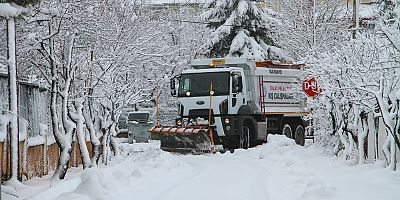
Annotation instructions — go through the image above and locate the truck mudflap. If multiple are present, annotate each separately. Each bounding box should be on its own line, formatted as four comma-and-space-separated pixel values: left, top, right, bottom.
149, 126, 212, 154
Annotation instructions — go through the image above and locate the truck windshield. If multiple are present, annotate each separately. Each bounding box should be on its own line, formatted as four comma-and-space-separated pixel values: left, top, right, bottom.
178, 72, 230, 97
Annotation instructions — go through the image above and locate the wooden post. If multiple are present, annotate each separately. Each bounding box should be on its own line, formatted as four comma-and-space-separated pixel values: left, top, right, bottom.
352, 0, 359, 39
155, 95, 159, 128
208, 82, 215, 151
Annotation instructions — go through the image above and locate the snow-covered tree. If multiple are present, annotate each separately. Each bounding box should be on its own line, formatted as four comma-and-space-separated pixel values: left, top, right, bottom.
277, 0, 349, 60
280, 0, 400, 170
378, 0, 400, 53
200, 0, 289, 61
305, 29, 399, 169
4, 0, 40, 7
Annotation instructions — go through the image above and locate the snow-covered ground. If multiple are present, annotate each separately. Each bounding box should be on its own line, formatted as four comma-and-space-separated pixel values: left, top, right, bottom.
3, 135, 400, 200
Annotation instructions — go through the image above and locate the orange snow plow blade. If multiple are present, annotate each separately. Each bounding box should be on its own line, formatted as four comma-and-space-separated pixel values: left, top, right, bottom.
149, 126, 212, 154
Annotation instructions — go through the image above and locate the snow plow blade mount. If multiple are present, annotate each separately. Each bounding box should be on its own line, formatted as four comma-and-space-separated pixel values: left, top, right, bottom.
149, 126, 211, 154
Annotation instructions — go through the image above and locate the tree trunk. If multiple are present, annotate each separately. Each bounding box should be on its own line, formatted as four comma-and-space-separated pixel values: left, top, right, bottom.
83, 107, 101, 166
110, 123, 120, 157
358, 114, 369, 164
102, 127, 110, 165
51, 80, 69, 179
70, 101, 91, 169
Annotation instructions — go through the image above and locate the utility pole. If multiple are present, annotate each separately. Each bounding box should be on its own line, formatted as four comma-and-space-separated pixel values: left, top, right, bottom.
1, 2, 29, 182
352, 0, 359, 39
6, 16, 19, 182
312, 0, 317, 48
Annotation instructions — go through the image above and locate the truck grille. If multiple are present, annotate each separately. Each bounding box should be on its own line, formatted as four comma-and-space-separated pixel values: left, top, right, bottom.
188, 109, 214, 118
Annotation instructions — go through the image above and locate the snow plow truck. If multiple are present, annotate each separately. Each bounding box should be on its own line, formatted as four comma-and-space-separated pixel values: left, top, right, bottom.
149, 58, 309, 153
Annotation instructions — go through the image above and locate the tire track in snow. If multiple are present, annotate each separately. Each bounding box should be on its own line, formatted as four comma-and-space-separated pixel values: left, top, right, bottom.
155, 153, 271, 200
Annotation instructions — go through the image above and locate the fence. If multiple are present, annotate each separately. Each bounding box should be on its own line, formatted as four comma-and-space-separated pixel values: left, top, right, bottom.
0, 73, 95, 181
0, 136, 93, 181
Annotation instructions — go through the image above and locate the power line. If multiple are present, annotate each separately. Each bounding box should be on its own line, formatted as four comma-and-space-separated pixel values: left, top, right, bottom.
169, 19, 261, 29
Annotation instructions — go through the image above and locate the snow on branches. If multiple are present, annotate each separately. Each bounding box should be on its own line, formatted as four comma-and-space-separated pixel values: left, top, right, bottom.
0, 0, 207, 180
276, 0, 348, 60
201, 0, 290, 61
305, 29, 400, 169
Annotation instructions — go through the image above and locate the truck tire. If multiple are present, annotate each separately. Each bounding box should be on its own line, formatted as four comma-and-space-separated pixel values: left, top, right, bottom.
282, 124, 292, 139
294, 125, 305, 146
240, 126, 250, 149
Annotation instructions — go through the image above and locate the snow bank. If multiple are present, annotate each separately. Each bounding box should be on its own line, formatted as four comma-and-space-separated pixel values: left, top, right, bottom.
0, 3, 28, 18
50, 144, 192, 200
19, 140, 400, 200
359, 4, 379, 19
1, 185, 20, 200
301, 177, 338, 200
57, 168, 114, 200
19, 119, 28, 142
266, 134, 296, 147
27, 135, 45, 146
0, 114, 26, 142
0, 114, 10, 142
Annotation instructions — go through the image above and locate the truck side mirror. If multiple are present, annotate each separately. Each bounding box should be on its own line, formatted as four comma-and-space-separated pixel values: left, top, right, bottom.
170, 78, 175, 90
232, 76, 238, 93
232, 75, 243, 94
170, 78, 177, 97
237, 76, 243, 93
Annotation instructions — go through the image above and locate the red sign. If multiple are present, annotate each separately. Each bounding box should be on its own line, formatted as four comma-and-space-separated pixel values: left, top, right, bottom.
302, 76, 319, 97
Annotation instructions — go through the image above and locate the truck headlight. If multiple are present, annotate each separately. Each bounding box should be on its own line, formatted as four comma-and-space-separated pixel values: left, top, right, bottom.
224, 118, 230, 124
176, 119, 183, 126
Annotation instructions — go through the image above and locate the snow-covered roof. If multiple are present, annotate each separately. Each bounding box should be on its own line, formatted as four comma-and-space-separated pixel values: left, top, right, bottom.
0, 3, 29, 18
191, 57, 255, 68
359, 3, 379, 19
128, 111, 150, 114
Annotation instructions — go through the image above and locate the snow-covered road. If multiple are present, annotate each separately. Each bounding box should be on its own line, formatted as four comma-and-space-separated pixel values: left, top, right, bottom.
12, 135, 400, 200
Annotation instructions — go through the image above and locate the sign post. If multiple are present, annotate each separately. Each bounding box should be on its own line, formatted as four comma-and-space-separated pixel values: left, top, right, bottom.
302, 76, 319, 97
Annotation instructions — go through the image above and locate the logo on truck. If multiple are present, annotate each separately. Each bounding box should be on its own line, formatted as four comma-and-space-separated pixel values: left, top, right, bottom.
263, 82, 298, 104
269, 69, 282, 74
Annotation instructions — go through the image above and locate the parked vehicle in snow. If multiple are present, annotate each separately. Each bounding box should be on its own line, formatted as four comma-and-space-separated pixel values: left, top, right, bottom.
150, 58, 308, 153
128, 111, 153, 143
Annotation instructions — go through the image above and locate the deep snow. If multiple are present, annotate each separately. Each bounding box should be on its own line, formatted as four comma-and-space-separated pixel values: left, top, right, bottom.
3, 135, 400, 200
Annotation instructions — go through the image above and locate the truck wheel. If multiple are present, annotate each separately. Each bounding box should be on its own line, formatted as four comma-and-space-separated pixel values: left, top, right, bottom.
294, 125, 305, 146
240, 126, 250, 149
282, 124, 292, 139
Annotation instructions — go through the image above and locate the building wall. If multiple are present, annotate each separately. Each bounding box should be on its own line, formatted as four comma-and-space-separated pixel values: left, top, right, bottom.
0, 74, 9, 111
0, 74, 49, 137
